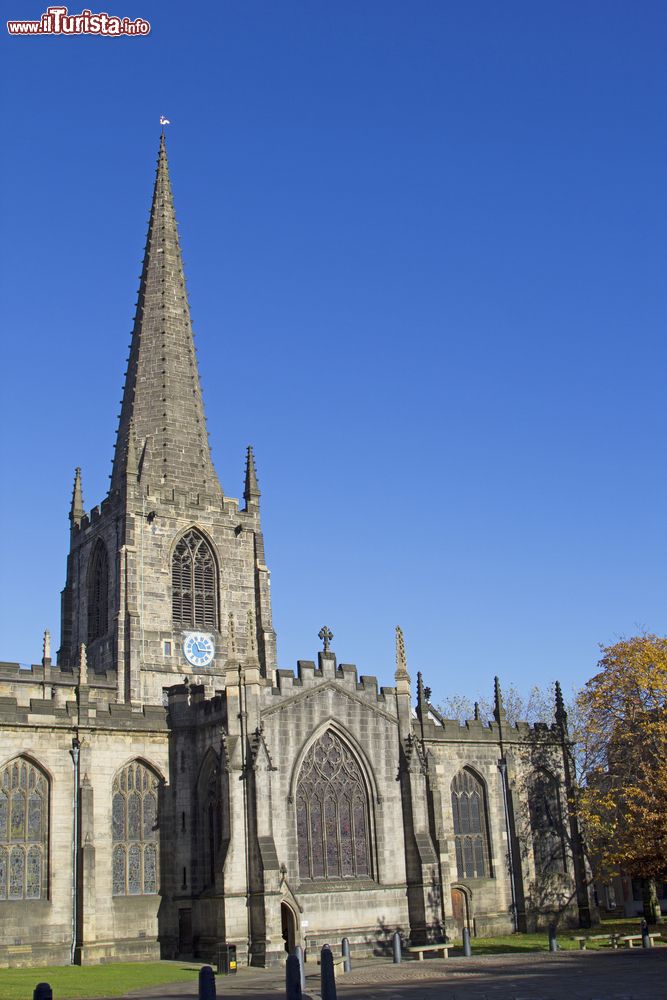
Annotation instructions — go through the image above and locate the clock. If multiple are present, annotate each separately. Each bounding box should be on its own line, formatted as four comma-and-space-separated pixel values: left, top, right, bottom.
182, 632, 215, 668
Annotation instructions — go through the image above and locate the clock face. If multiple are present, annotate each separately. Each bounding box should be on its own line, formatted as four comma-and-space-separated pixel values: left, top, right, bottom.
182, 632, 215, 668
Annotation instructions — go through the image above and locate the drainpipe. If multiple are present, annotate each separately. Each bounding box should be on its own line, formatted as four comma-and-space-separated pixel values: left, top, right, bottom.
70, 736, 81, 964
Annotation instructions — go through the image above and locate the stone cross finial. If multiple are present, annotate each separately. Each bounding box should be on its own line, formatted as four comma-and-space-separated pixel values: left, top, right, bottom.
318, 626, 333, 652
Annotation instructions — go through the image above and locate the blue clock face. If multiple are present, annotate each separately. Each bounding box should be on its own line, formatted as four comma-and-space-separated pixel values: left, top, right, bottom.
183, 632, 215, 668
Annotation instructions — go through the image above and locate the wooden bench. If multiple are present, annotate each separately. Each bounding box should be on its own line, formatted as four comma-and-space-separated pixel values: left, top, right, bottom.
571, 933, 622, 950
407, 943, 450, 960
619, 933, 662, 948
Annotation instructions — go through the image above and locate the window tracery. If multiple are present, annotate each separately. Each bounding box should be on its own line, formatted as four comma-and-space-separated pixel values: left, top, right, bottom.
296, 730, 371, 881
529, 769, 566, 875
0, 757, 48, 900
451, 768, 492, 879
111, 761, 160, 896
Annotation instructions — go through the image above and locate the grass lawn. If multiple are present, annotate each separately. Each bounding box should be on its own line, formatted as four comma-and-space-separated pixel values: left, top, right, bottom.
0, 961, 200, 1000
453, 918, 664, 955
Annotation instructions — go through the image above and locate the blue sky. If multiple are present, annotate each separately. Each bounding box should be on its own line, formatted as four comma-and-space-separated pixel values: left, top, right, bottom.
1, 1, 665, 705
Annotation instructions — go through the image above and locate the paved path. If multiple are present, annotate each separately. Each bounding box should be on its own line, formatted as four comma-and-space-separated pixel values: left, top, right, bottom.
124, 950, 666, 1000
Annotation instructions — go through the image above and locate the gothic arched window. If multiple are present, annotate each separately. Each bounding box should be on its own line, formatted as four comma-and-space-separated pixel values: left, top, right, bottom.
172, 529, 217, 630
112, 760, 160, 896
451, 768, 492, 879
296, 730, 372, 882
0, 757, 49, 900
529, 769, 566, 876
87, 541, 109, 642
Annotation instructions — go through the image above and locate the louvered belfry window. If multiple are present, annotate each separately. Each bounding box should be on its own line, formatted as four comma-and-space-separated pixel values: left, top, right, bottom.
451, 768, 492, 879
87, 541, 109, 642
296, 730, 372, 882
172, 529, 217, 629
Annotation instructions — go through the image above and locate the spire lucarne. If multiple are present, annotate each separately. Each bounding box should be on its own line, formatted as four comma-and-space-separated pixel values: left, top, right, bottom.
111, 134, 220, 495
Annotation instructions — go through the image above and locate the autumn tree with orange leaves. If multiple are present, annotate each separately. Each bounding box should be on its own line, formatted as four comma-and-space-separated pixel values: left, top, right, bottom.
575, 635, 667, 923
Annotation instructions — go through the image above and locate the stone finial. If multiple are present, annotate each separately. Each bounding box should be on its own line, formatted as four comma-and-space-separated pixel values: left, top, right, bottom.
555, 680, 568, 731
79, 643, 88, 686
243, 445, 261, 506
42, 629, 52, 667
318, 625, 333, 653
474, 701, 480, 721
493, 675, 507, 723
70, 467, 84, 526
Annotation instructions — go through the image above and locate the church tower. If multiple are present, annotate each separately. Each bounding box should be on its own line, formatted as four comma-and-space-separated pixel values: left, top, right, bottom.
57, 135, 277, 704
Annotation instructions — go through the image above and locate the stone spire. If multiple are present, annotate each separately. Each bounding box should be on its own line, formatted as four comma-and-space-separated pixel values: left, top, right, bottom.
69, 467, 84, 526
110, 134, 220, 495
243, 445, 261, 507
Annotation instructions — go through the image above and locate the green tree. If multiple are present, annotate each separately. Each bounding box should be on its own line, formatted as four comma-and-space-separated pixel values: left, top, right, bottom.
575, 635, 667, 924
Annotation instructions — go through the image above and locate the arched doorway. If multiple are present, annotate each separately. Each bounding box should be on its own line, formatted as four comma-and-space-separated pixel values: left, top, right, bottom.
281, 901, 298, 953
451, 887, 471, 936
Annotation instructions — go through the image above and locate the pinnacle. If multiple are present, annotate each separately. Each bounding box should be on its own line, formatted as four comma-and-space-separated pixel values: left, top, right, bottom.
394, 625, 410, 683
493, 675, 507, 722
70, 467, 84, 525
244, 445, 261, 505
110, 134, 221, 496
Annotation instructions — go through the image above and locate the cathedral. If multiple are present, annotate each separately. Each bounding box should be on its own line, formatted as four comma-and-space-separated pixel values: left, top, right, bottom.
0, 136, 592, 969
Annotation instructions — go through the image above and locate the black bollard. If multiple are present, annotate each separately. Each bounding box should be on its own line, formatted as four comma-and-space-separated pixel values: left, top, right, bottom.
392, 930, 402, 964
294, 944, 306, 990
286, 953, 302, 1000
462, 926, 472, 957
33, 985, 53, 1000
341, 936, 351, 973
321, 945, 337, 1000
641, 918, 651, 949
199, 965, 217, 1000
548, 923, 558, 953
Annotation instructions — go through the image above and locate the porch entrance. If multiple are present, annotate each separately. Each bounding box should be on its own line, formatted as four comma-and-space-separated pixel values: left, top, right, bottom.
281, 901, 297, 953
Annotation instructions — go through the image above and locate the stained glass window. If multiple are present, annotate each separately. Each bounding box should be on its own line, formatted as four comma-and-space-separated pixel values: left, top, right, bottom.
111, 761, 161, 896
87, 540, 109, 642
529, 770, 566, 876
451, 768, 492, 879
172, 529, 217, 629
295, 730, 372, 881
0, 758, 48, 900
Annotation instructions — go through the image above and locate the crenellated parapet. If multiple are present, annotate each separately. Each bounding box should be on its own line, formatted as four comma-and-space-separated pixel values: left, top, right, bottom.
263, 652, 397, 712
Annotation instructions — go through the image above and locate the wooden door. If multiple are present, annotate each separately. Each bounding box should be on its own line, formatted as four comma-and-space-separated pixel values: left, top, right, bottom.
451, 888, 468, 935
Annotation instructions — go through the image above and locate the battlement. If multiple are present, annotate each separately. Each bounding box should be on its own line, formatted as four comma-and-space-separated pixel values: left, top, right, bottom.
417, 704, 560, 745
265, 652, 395, 710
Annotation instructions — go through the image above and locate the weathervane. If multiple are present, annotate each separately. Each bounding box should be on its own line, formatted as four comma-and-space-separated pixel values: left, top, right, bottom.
318, 625, 333, 652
